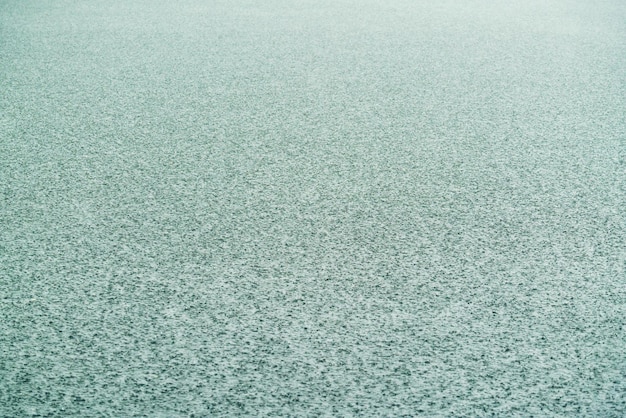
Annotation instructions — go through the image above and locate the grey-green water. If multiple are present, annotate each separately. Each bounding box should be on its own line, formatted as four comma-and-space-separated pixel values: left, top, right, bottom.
1, 0, 625, 415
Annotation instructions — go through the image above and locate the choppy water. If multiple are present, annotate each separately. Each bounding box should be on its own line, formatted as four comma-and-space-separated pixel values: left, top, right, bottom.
1, 0, 625, 415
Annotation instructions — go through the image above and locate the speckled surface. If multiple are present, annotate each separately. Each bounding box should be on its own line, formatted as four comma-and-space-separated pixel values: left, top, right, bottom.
1, 0, 625, 416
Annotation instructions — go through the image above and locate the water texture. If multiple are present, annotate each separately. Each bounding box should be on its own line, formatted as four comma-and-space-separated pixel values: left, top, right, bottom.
1, 0, 625, 415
